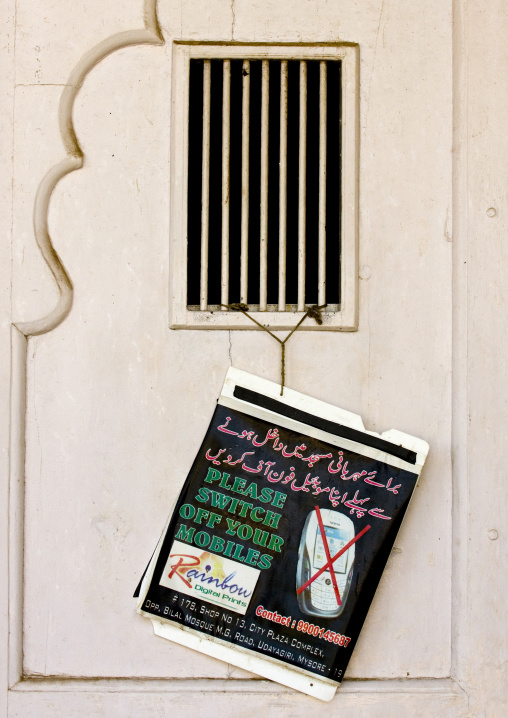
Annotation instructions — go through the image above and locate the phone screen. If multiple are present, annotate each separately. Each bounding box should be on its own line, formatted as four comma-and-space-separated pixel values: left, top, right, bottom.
312, 526, 351, 574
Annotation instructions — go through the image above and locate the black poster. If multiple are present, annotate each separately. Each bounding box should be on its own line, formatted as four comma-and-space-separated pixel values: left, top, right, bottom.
136, 369, 428, 694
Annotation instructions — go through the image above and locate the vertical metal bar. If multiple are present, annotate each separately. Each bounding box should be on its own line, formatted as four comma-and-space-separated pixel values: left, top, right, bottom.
260, 60, 269, 311
278, 61, 288, 311
240, 60, 250, 304
221, 60, 231, 308
318, 61, 327, 306
298, 60, 307, 312
200, 60, 211, 311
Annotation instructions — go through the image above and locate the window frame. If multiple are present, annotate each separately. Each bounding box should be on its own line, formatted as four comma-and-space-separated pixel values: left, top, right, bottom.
169, 42, 359, 331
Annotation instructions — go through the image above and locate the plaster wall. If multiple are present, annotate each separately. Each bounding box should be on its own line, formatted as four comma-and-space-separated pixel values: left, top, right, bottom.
1, 0, 506, 715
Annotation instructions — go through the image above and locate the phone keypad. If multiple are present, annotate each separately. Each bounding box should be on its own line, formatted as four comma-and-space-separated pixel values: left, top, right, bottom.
311, 574, 345, 611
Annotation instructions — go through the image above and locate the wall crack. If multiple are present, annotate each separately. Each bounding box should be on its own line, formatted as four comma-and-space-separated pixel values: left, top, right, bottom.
231, 0, 236, 41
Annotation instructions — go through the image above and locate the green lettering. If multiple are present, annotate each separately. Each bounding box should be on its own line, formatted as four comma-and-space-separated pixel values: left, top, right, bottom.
219, 472, 233, 490
179, 504, 196, 520
209, 535, 225, 553
232, 544, 246, 561
243, 482, 258, 500
236, 524, 253, 541
256, 553, 273, 569
259, 487, 274, 503
272, 491, 287, 509
251, 507, 265, 522
229, 497, 240, 513
253, 528, 269, 547
194, 508, 209, 525
206, 512, 222, 529
231, 477, 247, 493
195, 531, 211, 548
175, 524, 196, 543
267, 534, 284, 552
210, 491, 232, 510
245, 548, 260, 566
195, 487, 211, 503
225, 518, 241, 536
238, 501, 253, 518
204, 468, 222, 484
224, 540, 235, 557
263, 510, 281, 529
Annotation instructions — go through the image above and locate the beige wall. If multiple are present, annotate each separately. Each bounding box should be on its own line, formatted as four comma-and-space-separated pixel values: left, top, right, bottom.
1, 0, 506, 715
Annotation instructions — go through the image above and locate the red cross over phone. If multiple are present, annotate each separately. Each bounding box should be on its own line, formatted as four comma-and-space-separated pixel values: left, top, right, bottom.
296, 508, 356, 618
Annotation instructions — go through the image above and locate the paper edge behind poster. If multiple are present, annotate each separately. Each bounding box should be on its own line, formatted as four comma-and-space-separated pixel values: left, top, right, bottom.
222, 368, 430, 468
136, 516, 338, 700
150, 619, 337, 701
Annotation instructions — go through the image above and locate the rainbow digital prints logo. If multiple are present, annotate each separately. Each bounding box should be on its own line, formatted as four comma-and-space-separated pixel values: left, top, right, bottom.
160, 540, 260, 615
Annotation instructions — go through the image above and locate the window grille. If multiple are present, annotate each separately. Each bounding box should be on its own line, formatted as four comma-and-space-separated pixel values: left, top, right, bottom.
170, 44, 359, 331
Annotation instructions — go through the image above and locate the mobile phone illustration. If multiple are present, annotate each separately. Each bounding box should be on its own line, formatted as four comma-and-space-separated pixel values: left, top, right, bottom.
296, 509, 355, 618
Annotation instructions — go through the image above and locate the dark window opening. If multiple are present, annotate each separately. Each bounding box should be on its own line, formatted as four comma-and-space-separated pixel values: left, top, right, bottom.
187, 58, 342, 312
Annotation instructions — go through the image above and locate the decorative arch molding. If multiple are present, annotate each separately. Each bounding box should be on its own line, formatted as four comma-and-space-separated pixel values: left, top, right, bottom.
15, 0, 164, 338
8, 0, 166, 690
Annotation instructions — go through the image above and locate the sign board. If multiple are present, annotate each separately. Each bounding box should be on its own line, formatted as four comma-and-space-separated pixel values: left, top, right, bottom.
135, 368, 429, 700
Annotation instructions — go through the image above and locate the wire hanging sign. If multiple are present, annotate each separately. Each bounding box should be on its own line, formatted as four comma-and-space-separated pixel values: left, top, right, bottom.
221, 303, 327, 394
